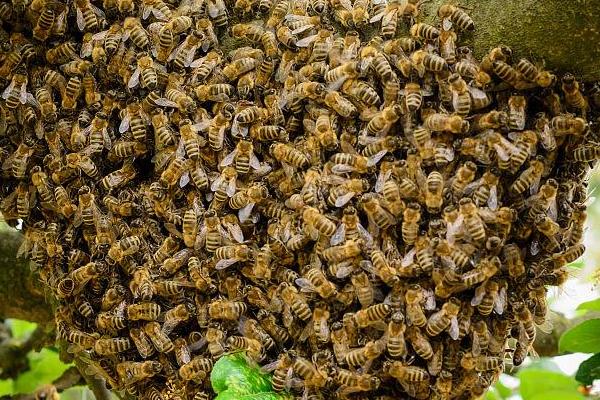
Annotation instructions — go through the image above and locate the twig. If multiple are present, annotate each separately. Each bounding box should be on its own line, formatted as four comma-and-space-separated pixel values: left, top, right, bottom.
74, 357, 114, 400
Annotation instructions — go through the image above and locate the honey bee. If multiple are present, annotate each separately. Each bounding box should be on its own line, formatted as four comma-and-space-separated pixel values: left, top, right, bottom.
334, 367, 381, 397
2, 73, 31, 110
33, 7, 57, 41
365, 104, 403, 135
460, 352, 503, 372
208, 299, 247, 320
424, 113, 469, 133
213, 244, 252, 270
561, 73, 588, 113
515, 58, 555, 87
116, 361, 162, 387
410, 22, 439, 39
411, 50, 448, 77
127, 302, 161, 321
385, 361, 429, 382
438, 4, 474, 30
509, 159, 545, 195
179, 356, 213, 382
123, 17, 150, 49
550, 114, 587, 135
94, 337, 132, 355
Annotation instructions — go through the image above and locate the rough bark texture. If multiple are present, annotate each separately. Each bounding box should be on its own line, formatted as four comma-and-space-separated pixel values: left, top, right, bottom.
0, 222, 53, 325
422, 0, 600, 81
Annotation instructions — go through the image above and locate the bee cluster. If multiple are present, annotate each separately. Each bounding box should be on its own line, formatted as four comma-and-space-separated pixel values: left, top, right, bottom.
1, 0, 599, 398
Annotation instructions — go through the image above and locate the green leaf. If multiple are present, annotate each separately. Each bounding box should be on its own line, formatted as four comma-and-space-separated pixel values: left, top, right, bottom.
529, 390, 585, 400
576, 353, 600, 385
215, 391, 293, 400
494, 380, 512, 398
568, 259, 585, 269
7, 319, 37, 341
525, 358, 562, 373
559, 319, 600, 353
0, 380, 14, 396
14, 349, 72, 393
518, 369, 580, 400
484, 387, 502, 400
577, 298, 600, 311
210, 353, 272, 395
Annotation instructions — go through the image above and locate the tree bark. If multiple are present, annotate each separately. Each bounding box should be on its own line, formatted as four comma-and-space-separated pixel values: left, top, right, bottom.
0, 222, 53, 325
421, 0, 600, 82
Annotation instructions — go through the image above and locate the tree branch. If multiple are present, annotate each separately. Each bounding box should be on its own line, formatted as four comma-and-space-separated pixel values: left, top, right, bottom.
0, 222, 54, 325
420, 0, 600, 81
0, 325, 54, 380
74, 357, 114, 400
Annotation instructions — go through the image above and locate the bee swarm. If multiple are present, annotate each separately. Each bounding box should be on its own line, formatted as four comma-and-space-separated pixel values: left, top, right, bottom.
0, 0, 598, 398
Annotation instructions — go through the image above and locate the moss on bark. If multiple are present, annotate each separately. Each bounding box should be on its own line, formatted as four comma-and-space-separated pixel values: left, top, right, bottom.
422, 0, 600, 81
0, 223, 53, 325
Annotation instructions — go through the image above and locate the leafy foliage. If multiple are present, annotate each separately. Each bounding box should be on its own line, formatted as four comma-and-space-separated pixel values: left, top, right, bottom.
577, 299, 600, 312
211, 353, 291, 400
517, 369, 583, 400
575, 353, 600, 385
559, 319, 600, 353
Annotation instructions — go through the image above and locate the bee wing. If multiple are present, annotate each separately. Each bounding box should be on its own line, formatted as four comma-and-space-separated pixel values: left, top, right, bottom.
472, 332, 481, 356
470, 283, 486, 306
334, 191, 356, 208
224, 222, 244, 243
168, 41, 187, 62
357, 223, 373, 246
207, 0, 219, 17
295, 278, 316, 293
179, 171, 191, 188
423, 289, 436, 310
80, 42, 93, 58
249, 153, 260, 169
442, 18, 453, 31
381, 8, 398, 25
76, 8, 85, 31
338, 0, 352, 9
463, 178, 482, 196
330, 223, 346, 246
334, 261, 355, 278
547, 198, 558, 221
319, 318, 330, 339
448, 317, 459, 340
152, 7, 169, 21
296, 34, 318, 48
530, 175, 541, 196
468, 85, 488, 100
128, 67, 141, 89
367, 150, 388, 167
154, 98, 178, 107
487, 185, 498, 210
215, 258, 239, 270
260, 360, 281, 373
2, 80, 15, 100
401, 248, 416, 267
238, 202, 255, 223
291, 24, 314, 36
103, 129, 112, 150
119, 114, 131, 134
332, 164, 355, 174
220, 149, 237, 167
369, 11, 385, 22
530, 239, 540, 256
142, 5, 152, 19
494, 286, 507, 315
210, 175, 224, 192
190, 55, 207, 68
226, 179, 237, 197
